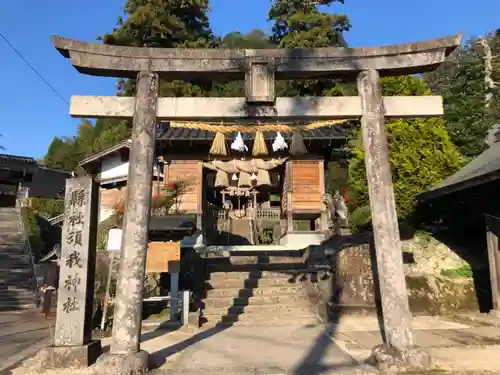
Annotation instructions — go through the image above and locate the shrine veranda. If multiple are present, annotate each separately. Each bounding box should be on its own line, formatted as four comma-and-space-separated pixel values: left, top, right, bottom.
46, 34, 462, 374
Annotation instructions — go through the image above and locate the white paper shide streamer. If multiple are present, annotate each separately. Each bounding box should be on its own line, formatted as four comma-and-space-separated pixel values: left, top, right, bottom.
272, 131, 288, 152
231, 132, 248, 152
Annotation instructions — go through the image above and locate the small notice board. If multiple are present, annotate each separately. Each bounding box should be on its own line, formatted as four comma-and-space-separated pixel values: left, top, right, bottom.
146, 241, 181, 273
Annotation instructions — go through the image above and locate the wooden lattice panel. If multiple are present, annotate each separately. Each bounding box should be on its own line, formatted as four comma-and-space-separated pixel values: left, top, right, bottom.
290, 160, 323, 213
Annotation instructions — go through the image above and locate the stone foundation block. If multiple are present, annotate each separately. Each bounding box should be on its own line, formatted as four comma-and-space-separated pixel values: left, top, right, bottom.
368, 344, 431, 373
40, 340, 102, 368
94, 350, 149, 375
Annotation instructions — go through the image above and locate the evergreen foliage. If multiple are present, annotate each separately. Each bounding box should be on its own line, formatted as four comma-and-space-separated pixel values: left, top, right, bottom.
425, 31, 500, 157
348, 76, 465, 221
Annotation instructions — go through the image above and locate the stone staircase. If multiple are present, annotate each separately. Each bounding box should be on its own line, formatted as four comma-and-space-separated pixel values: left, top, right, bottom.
200, 251, 321, 326
0, 207, 37, 311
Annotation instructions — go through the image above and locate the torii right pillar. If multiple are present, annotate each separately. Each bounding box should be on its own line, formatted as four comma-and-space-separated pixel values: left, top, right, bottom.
357, 70, 431, 372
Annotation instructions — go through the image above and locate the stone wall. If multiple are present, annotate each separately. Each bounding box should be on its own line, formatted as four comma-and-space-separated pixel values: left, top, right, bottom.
305, 233, 480, 320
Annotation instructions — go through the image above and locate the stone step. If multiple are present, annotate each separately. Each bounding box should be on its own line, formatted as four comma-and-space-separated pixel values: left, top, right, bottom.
0, 295, 36, 303
0, 284, 35, 292
0, 268, 33, 274
203, 304, 315, 317
0, 261, 31, 267
207, 263, 310, 273
203, 294, 311, 309
0, 303, 37, 312
206, 285, 304, 298
0, 246, 26, 252
0, 226, 20, 230
0, 241, 24, 246
0, 239, 25, 245
0, 282, 34, 290
207, 276, 303, 289
203, 313, 320, 326
226, 255, 307, 264
0, 296, 36, 305
0, 277, 35, 285
0, 253, 30, 260
208, 270, 312, 281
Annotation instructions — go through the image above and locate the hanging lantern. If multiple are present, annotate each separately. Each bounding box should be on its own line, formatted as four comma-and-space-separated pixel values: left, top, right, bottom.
252, 131, 268, 156
209, 132, 228, 156
232, 173, 239, 181
290, 131, 307, 156
251, 173, 257, 181
231, 132, 248, 152
272, 131, 288, 152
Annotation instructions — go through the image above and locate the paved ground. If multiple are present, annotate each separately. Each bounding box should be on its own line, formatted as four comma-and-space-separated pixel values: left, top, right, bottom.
143, 323, 361, 374
0, 309, 54, 373
10, 314, 500, 374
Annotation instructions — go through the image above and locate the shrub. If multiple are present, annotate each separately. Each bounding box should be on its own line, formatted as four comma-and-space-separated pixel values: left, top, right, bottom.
347, 76, 465, 220
28, 198, 64, 218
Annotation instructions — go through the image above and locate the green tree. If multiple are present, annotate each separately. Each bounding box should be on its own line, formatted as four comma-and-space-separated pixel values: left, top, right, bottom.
43, 118, 131, 172
425, 30, 500, 157
348, 76, 465, 221
102, 0, 217, 97
269, 0, 349, 48
269, 0, 353, 97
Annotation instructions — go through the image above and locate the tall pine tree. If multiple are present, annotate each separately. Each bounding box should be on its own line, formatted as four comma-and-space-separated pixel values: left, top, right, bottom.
268, 0, 353, 96
102, 0, 217, 97
425, 30, 500, 157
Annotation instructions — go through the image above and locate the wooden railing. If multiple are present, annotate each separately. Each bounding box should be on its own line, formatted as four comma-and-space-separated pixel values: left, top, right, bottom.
256, 208, 281, 221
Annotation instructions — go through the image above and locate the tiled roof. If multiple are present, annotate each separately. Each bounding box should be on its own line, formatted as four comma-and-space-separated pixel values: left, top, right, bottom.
421, 142, 500, 200
156, 125, 350, 141
0, 154, 37, 164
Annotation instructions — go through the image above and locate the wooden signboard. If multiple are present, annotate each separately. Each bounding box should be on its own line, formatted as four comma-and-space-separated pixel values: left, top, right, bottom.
146, 241, 181, 273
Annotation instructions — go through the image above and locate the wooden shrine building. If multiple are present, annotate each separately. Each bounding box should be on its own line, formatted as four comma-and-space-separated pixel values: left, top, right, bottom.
79, 123, 350, 249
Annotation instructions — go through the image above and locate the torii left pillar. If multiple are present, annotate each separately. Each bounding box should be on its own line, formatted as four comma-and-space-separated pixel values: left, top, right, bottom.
95, 71, 159, 375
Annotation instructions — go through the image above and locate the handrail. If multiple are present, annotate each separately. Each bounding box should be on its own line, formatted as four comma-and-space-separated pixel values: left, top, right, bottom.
16, 198, 40, 302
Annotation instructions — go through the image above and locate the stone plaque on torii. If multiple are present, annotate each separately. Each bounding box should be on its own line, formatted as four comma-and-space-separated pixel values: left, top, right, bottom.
50, 34, 461, 374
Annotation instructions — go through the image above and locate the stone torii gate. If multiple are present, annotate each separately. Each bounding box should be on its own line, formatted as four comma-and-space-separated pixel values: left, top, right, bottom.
50, 34, 461, 374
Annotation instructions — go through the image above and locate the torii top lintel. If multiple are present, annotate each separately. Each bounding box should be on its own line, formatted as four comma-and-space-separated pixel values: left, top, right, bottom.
52, 34, 462, 80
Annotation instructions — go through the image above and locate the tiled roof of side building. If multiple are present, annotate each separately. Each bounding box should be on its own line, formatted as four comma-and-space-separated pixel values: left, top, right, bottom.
421, 142, 500, 200
0, 154, 37, 163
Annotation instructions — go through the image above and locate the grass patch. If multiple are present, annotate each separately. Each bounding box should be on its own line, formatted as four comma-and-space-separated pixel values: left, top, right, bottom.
440, 264, 473, 279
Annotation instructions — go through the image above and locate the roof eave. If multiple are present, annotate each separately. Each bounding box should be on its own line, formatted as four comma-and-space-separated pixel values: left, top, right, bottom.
79, 139, 132, 168
420, 170, 500, 201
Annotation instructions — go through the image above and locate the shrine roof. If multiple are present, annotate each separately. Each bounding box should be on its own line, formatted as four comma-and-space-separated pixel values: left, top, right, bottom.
421, 142, 500, 200
156, 125, 350, 141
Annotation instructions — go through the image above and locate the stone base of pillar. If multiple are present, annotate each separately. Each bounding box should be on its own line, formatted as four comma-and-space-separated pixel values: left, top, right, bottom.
94, 350, 149, 375
40, 340, 102, 368
488, 309, 500, 318
368, 344, 431, 373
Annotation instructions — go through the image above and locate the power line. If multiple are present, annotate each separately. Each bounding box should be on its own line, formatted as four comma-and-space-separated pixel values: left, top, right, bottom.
0, 30, 69, 105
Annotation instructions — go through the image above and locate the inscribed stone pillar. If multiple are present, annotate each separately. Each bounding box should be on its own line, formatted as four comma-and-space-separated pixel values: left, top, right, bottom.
356, 70, 414, 352
43, 176, 101, 368
95, 71, 158, 375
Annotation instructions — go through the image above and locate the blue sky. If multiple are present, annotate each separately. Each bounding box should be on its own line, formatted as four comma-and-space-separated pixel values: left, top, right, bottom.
0, 0, 498, 158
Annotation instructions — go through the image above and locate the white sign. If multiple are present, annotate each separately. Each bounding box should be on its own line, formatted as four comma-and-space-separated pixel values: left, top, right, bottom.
107, 228, 123, 252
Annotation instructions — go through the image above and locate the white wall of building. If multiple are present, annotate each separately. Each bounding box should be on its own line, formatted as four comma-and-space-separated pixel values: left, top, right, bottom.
99, 154, 129, 184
